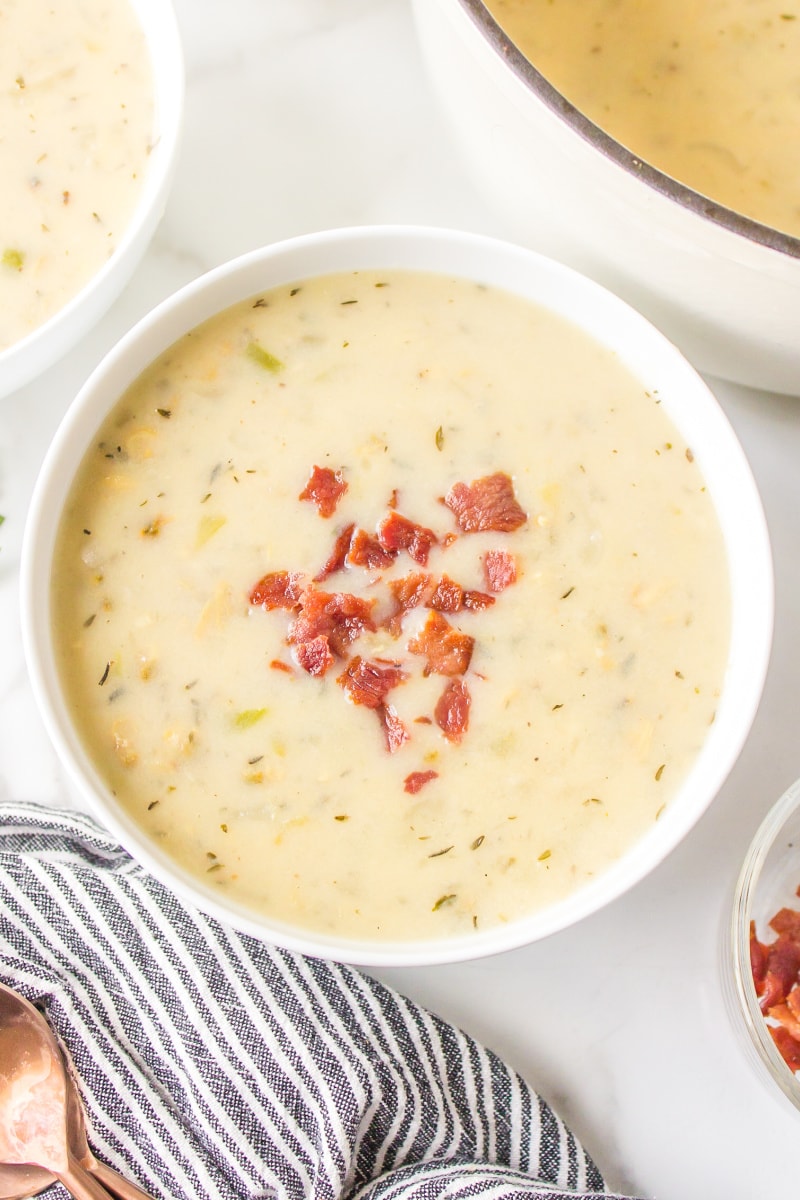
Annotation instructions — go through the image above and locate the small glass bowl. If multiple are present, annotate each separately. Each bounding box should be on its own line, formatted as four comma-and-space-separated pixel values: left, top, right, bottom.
724, 776, 800, 1114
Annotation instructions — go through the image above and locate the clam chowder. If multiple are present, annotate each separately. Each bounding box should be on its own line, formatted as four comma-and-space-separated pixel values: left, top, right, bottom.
0, 0, 154, 350
51, 270, 730, 942
485, 0, 800, 238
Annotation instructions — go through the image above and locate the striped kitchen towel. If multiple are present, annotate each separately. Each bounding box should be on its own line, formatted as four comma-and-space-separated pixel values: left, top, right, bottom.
0, 803, 636, 1200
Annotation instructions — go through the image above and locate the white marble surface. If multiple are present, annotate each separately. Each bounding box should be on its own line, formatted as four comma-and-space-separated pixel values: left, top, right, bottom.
1, 2, 799, 1196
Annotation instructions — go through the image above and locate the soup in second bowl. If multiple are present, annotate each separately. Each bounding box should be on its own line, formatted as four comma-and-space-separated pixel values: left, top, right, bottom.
0, 0, 155, 351
51, 268, 730, 943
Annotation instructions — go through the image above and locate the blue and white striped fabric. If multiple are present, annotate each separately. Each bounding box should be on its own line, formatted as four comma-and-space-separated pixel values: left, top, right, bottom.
0, 804, 634, 1200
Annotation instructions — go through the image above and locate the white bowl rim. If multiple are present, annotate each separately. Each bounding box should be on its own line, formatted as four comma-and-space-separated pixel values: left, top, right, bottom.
21, 222, 775, 966
0, 0, 185, 391
452, 0, 800, 263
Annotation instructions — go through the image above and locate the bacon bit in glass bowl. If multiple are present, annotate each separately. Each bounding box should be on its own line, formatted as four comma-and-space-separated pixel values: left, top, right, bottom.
726, 777, 800, 1114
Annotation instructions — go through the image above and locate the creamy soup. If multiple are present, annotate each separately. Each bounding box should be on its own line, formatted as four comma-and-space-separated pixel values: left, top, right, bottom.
0, 0, 154, 351
52, 270, 730, 942
484, 0, 800, 239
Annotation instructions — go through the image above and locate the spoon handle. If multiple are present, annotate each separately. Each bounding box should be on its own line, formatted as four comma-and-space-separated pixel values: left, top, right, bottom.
56, 1155, 116, 1200
88, 1160, 158, 1200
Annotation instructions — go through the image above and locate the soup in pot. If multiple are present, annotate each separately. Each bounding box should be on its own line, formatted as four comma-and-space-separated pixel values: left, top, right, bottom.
484, 0, 800, 238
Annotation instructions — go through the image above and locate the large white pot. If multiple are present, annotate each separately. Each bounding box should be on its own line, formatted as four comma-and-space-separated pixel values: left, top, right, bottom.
412, 0, 800, 396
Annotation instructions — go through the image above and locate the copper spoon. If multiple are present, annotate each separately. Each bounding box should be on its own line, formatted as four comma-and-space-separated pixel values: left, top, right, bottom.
0, 984, 108, 1200
0, 1158, 52, 1200
0, 1062, 155, 1200
62, 1049, 155, 1200
0, 986, 154, 1200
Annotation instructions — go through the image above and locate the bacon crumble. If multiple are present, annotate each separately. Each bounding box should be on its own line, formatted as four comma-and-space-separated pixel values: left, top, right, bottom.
404, 769, 439, 795
444, 472, 527, 533
249, 465, 527, 775
383, 572, 433, 636
293, 634, 334, 677
346, 527, 396, 571
269, 659, 294, 674
407, 611, 475, 677
314, 523, 355, 582
287, 587, 377, 672
337, 656, 407, 709
483, 548, 518, 593
434, 679, 471, 743
376, 510, 438, 565
750, 891, 800, 1072
379, 703, 409, 753
249, 570, 306, 610
298, 465, 348, 517
426, 574, 495, 615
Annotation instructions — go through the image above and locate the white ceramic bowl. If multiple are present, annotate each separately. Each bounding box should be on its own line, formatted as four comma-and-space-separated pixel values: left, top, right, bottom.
0, 0, 184, 400
21, 225, 773, 966
724, 777, 800, 1116
411, 0, 800, 395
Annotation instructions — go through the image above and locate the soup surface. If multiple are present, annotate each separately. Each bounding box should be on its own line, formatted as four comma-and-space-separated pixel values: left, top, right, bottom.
52, 270, 730, 943
0, 0, 154, 351
484, 0, 800, 239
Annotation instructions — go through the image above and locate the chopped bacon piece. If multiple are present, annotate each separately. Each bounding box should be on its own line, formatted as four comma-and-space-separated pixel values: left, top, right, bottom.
788, 983, 800, 1020
377, 510, 438, 565
444, 472, 527, 533
404, 769, 439, 795
314, 523, 355, 582
462, 590, 495, 612
427, 575, 464, 614
768, 1002, 800, 1043
435, 679, 471, 743
383, 572, 432, 636
346, 527, 396, 570
337, 656, 407, 709
750, 921, 769, 995
424, 574, 496, 614
294, 635, 334, 677
770, 907, 800, 943
251, 468, 524, 757
483, 548, 518, 593
759, 935, 800, 1012
269, 659, 293, 674
407, 611, 474, 677
288, 587, 377, 660
379, 703, 409, 753
249, 570, 305, 610
298, 465, 348, 517
750, 900, 800, 1079
770, 1024, 800, 1072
